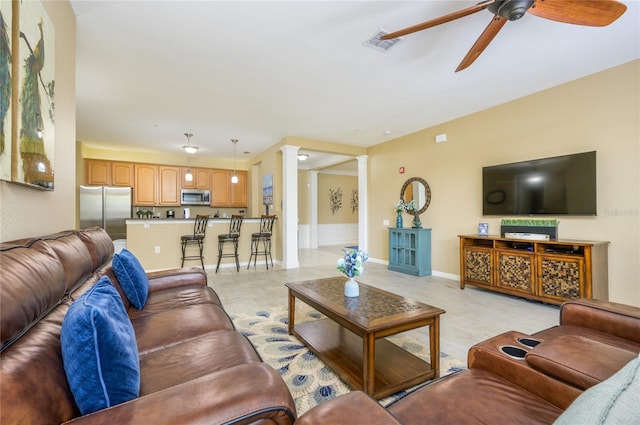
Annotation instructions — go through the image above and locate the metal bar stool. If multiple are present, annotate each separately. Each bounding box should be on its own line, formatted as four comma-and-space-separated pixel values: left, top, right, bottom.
247, 215, 277, 269
216, 214, 243, 272
180, 214, 209, 269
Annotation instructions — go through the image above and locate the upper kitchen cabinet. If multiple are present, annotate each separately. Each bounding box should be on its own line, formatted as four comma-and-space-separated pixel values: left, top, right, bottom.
182, 167, 210, 190
85, 159, 133, 187
230, 170, 248, 207
85, 159, 110, 186
210, 169, 231, 207
134, 164, 157, 206
111, 162, 134, 187
158, 166, 180, 205
210, 169, 247, 208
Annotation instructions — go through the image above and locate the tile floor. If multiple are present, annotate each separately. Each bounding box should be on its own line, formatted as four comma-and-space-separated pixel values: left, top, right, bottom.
207, 245, 560, 361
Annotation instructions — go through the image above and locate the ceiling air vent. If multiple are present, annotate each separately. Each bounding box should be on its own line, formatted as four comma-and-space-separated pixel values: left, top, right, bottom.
363, 30, 401, 52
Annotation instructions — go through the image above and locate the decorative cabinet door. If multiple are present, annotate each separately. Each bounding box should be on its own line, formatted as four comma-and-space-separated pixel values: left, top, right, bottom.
463, 247, 493, 287
211, 169, 230, 206
181, 168, 196, 189
158, 166, 180, 206
85, 159, 110, 185
134, 164, 157, 206
194, 168, 211, 190
495, 250, 535, 295
230, 170, 247, 207
537, 254, 585, 302
111, 162, 133, 187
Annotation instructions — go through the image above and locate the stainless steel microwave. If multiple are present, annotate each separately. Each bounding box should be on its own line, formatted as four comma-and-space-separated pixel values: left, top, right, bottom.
180, 189, 210, 205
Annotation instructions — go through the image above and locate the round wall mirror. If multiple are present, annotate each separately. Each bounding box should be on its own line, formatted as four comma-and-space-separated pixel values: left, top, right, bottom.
400, 177, 431, 215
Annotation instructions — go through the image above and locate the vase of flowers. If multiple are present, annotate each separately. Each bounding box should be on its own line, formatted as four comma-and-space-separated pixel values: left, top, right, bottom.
404, 200, 422, 229
393, 200, 405, 228
337, 248, 369, 297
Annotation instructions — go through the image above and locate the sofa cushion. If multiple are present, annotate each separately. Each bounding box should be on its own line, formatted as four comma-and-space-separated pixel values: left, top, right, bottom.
60, 276, 140, 415
526, 334, 638, 390
112, 249, 149, 309
554, 354, 640, 425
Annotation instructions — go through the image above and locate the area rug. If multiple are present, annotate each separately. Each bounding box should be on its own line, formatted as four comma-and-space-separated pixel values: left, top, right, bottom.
232, 308, 466, 414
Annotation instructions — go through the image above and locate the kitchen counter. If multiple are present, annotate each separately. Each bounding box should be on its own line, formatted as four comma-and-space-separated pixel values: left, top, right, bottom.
128, 217, 263, 222
126, 217, 265, 271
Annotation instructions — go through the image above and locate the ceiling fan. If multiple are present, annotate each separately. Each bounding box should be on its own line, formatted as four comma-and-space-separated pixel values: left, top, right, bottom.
381, 0, 627, 72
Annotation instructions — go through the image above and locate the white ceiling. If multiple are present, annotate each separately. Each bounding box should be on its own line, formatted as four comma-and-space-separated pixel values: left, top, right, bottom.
72, 1, 640, 164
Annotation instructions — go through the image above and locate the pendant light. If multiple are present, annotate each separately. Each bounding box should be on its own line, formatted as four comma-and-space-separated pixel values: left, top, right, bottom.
231, 139, 239, 184
183, 132, 198, 154
185, 157, 193, 182
183, 133, 194, 182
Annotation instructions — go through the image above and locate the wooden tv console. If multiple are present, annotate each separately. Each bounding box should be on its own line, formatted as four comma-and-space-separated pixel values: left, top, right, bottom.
458, 235, 609, 305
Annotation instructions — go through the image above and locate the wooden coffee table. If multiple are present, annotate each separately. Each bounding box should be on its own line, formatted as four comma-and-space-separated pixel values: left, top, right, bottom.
285, 277, 445, 399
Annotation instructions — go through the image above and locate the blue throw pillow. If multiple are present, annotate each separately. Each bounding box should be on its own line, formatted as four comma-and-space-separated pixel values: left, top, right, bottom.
112, 249, 149, 309
61, 276, 140, 415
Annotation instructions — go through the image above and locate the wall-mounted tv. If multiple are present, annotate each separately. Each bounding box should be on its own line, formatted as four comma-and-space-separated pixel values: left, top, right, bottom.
483, 151, 596, 216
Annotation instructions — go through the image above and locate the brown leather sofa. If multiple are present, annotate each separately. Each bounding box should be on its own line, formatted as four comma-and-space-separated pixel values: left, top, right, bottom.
0, 227, 296, 425
296, 299, 640, 425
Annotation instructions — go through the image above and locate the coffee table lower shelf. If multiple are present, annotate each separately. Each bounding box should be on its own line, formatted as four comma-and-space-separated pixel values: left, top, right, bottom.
292, 318, 434, 399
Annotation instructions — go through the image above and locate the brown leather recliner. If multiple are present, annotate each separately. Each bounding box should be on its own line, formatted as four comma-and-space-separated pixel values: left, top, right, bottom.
296, 298, 640, 425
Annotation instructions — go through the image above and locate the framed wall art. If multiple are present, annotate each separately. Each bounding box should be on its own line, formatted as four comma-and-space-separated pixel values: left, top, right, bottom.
0, 0, 11, 182
0, 0, 55, 190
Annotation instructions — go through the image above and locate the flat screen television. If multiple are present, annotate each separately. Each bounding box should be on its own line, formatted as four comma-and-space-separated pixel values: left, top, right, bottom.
482, 151, 596, 216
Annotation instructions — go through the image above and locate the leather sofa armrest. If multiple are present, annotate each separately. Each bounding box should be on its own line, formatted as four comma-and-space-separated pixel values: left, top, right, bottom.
63, 363, 296, 425
146, 267, 207, 292
560, 299, 640, 343
295, 392, 402, 425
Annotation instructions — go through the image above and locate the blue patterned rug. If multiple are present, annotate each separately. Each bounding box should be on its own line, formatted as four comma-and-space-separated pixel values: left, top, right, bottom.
233, 308, 466, 414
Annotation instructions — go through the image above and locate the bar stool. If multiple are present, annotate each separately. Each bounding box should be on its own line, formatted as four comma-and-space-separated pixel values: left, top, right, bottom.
216, 214, 243, 273
247, 215, 277, 270
180, 215, 209, 269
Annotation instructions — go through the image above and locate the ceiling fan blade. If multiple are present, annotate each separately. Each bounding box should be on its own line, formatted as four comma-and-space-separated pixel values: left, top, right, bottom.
456, 15, 507, 72
381, 0, 497, 40
528, 0, 627, 27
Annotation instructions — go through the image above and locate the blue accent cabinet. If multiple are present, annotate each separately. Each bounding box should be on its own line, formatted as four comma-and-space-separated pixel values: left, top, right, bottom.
388, 228, 432, 276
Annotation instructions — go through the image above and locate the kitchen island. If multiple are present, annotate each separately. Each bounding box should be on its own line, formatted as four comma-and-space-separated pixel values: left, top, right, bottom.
126, 217, 265, 271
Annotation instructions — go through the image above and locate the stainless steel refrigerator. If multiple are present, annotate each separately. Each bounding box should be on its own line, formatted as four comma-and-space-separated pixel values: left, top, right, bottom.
80, 186, 132, 240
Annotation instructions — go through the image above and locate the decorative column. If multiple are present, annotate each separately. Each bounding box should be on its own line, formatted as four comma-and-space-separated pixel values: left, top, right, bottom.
281, 145, 300, 269
357, 155, 368, 252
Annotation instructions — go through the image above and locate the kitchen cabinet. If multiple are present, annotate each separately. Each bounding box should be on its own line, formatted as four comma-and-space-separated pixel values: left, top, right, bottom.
85, 160, 133, 187
158, 166, 180, 205
230, 170, 247, 207
134, 164, 157, 206
388, 228, 432, 276
210, 169, 248, 207
85, 158, 245, 207
459, 235, 609, 305
111, 162, 134, 187
181, 167, 210, 190
85, 160, 110, 186
210, 169, 231, 206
